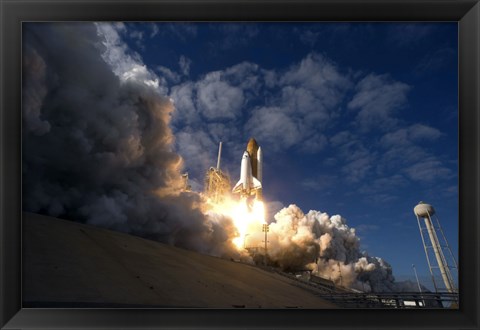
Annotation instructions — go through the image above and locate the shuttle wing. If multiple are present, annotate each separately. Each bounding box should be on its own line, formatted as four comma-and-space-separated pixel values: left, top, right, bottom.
251, 176, 262, 190
232, 180, 244, 193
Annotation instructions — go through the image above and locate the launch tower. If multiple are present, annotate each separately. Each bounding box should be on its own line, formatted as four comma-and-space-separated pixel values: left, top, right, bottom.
204, 142, 231, 203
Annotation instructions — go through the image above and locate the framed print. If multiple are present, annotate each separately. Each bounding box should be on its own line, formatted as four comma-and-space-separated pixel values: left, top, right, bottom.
1, 0, 479, 329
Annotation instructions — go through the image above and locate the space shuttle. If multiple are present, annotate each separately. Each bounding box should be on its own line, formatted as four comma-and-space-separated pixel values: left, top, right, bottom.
232, 138, 262, 200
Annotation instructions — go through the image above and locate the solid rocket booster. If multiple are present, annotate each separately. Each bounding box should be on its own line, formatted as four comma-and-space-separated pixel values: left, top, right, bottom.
256, 146, 262, 200
232, 138, 263, 200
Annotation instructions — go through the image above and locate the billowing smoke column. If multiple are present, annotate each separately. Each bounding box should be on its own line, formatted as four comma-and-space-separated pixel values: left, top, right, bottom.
22, 23, 238, 257
267, 205, 413, 292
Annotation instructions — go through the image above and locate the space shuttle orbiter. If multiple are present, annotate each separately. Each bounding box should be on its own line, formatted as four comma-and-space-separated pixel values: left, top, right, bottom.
232, 138, 262, 200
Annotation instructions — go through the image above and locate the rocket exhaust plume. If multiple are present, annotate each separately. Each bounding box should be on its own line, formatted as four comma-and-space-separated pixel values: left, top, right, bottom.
22, 22, 240, 258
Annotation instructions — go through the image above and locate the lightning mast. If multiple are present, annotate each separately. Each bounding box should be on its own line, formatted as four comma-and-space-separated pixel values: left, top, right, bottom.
216, 142, 222, 170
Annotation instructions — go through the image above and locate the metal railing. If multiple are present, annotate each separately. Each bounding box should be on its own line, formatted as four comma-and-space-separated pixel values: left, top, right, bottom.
316, 291, 459, 308
267, 267, 459, 308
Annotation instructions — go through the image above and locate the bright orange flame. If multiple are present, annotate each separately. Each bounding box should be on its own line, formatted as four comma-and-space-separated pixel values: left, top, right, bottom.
206, 196, 265, 250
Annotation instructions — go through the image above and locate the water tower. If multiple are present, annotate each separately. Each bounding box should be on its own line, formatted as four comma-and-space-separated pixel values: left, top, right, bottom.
413, 202, 458, 293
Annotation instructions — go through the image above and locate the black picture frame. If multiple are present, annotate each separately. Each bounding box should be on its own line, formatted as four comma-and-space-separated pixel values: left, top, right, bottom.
1, 0, 479, 329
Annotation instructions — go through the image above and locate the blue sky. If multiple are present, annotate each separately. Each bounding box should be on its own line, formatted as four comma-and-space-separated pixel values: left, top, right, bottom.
105, 22, 458, 289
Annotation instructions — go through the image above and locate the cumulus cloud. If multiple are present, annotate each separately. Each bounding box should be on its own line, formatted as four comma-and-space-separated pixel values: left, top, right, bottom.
329, 132, 376, 183
300, 134, 328, 153
261, 54, 349, 133
348, 73, 410, 131
178, 55, 192, 76
170, 82, 197, 124
167, 62, 265, 181
405, 158, 453, 182
245, 107, 303, 150
242, 53, 350, 153
381, 124, 442, 147
330, 131, 355, 147
341, 155, 373, 183
327, 112, 449, 199
280, 53, 351, 105
170, 68, 249, 124
174, 129, 217, 180
224, 62, 262, 92
376, 124, 450, 184
156, 66, 181, 84
22, 22, 239, 258
197, 78, 245, 120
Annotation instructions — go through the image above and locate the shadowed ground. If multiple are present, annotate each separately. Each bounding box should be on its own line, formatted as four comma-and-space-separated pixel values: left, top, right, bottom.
23, 212, 336, 308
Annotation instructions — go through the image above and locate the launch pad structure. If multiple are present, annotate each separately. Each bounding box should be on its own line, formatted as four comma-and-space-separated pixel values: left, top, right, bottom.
204, 142, 231, 203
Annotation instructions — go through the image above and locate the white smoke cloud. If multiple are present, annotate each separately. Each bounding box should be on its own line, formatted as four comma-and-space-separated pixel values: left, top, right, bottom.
96, 23, 164, 92
22, 22, 238, 258
262, 204, 412, 292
